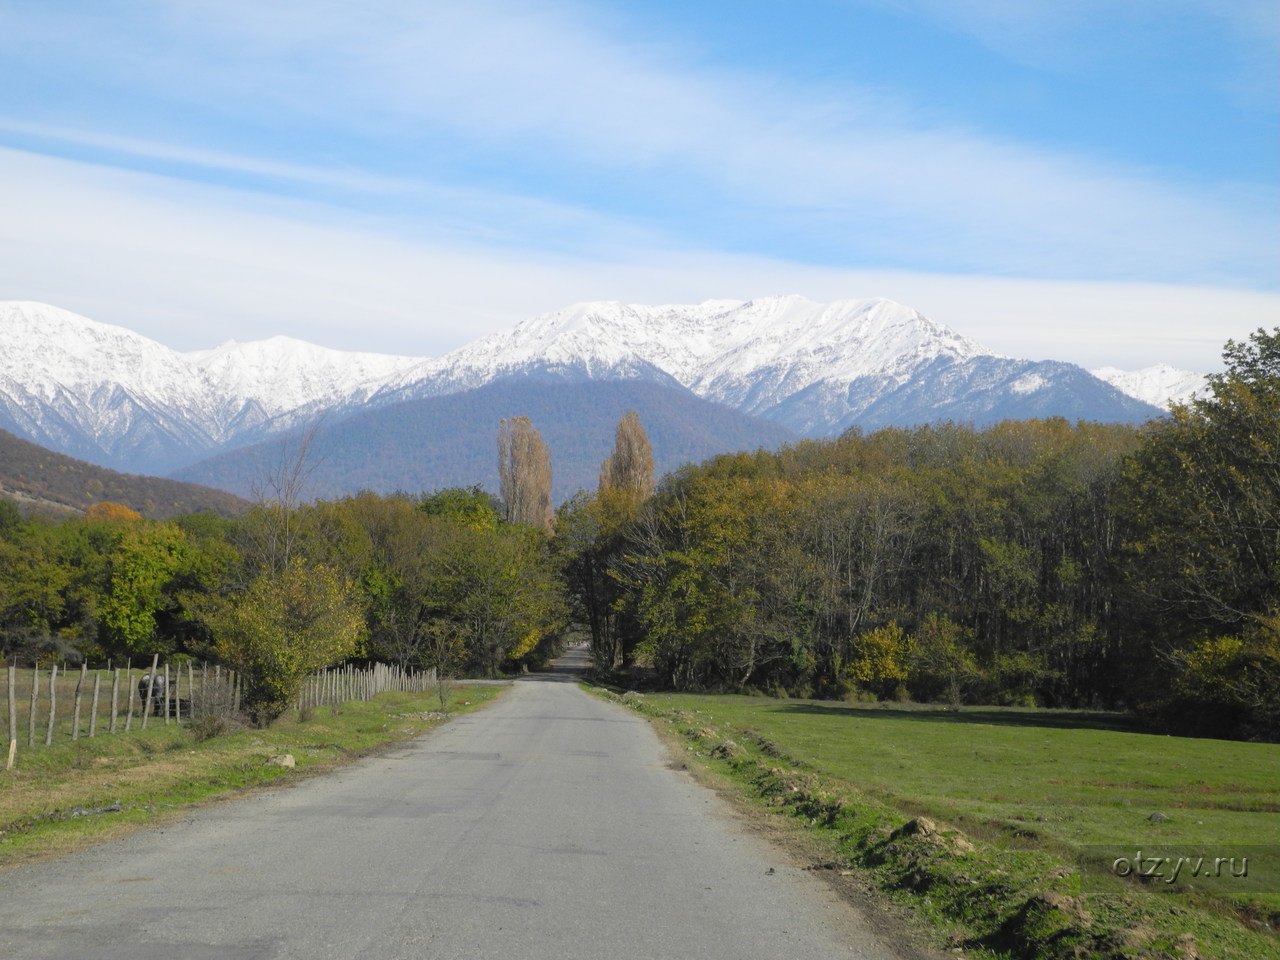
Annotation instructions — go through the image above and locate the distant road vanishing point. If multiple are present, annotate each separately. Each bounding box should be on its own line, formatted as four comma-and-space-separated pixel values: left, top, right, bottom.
0, 648, 923, 960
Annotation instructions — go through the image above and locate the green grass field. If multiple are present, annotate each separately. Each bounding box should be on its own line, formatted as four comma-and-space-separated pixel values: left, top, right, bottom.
4, 664, 229, 749
617, 691, 1279, 960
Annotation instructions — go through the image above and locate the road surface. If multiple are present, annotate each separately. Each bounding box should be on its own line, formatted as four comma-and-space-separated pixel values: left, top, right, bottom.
0, 651, 921, 959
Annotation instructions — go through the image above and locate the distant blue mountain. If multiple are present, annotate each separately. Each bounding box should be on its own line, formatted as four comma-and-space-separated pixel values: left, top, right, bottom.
170, 378, 798, 502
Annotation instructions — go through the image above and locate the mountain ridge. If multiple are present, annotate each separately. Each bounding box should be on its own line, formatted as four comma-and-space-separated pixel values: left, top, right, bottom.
0, 297, 1177, 484
1090, 363, 1206, 408
171, 378, 798, 502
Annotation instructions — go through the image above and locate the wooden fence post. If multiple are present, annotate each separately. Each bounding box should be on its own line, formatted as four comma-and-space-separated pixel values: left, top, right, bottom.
27, 665, 38, 748
44, 664, 58, 746
89, 672, 102, 738
6, 664, 15, 750
140, 654, 158, 729
124, 663, 136, 732
110, 669, 120, 734
72, 663, 87, 740
163, 663, 172, 725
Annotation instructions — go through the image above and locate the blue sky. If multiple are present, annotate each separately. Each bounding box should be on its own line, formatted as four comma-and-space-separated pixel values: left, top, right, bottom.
1, 0, 1276, 370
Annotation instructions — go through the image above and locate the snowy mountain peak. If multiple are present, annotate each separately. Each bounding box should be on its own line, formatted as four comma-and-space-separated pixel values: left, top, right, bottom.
0, 301, 217, 408
0, 301, 429, 468
424, 294, 987, 390
1091, 364, 1207, 409
187, 336, 425, 416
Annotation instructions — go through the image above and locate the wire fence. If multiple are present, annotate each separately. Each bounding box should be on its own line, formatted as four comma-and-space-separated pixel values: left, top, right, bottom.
3, 659, 437, 770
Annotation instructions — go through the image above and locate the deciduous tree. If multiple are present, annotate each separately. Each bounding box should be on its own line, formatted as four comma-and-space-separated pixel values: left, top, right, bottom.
599, 410, 654, 500
98, 523, 188, 659
188, 559, 365, 725
498, 416, 553, 533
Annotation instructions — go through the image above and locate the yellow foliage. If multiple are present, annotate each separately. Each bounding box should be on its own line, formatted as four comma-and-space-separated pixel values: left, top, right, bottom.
847, 622, 914, 696
85, 501, 142, 522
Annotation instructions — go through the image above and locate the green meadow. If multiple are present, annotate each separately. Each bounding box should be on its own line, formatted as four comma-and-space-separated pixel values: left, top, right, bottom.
621, 691, 1279, 960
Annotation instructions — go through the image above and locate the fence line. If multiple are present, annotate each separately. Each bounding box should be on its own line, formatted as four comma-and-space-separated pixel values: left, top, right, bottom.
296, 662, 437, 712
2, 660, 437, 770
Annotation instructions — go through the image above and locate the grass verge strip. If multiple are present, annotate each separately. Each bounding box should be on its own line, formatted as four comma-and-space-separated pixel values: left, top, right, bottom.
592, 687, 1278, 960
0, 685, 506, 868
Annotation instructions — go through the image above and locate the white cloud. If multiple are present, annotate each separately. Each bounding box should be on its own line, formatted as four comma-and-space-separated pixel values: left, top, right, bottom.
0, 119, 417, 193
867, 0, 1280, 108
1, 146, 1271, 373
2, 0, 1274, 286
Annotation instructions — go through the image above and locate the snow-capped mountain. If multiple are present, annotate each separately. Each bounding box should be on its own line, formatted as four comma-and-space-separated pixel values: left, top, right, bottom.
382, 296, 983, 401
0, 296, 1167, 481
378, 295, 1158, 435
1091, 364, 1206, 409
0, 301, 424, 472
186, 336, 424, 431
0, 301, 231, 472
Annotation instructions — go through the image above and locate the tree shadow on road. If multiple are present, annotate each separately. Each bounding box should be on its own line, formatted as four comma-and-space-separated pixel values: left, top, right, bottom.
521, 646, 592, 684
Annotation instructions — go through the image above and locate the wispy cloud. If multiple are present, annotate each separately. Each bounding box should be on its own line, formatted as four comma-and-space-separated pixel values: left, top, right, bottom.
0, 0, 1274, 374
866, 1, 1279, 75
2, 0, 1273, 286
2, 146, 1273, 372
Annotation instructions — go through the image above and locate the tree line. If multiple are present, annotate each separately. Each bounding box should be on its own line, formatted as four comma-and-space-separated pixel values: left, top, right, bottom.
0, 482, 565, 725
2, 329, 1275, 740
557, 330, 1278, 741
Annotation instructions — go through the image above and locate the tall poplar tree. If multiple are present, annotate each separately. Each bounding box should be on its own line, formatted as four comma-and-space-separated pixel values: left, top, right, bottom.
498, 416, 554, 533
599, 410, 655, 498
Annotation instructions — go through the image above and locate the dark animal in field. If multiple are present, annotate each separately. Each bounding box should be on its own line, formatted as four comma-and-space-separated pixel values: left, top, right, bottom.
137, 672, 168, 714
135, 672, 193, 718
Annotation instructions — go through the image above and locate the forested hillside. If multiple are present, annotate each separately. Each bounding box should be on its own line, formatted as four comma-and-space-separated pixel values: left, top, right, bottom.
559, 329, 1279, 741
0, 429, 247, 519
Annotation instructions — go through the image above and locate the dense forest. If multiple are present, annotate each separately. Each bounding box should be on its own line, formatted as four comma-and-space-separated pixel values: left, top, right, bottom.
1, 329, 1275, 739
557, 329, 1278, 741
0, 486, 565, 724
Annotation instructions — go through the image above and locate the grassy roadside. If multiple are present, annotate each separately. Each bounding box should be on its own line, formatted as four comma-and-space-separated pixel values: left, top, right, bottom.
591, 687, 1279, 960
0, 683, 507, 868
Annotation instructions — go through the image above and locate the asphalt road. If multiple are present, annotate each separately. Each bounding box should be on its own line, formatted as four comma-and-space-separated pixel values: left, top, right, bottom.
0, 651, 918, 960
